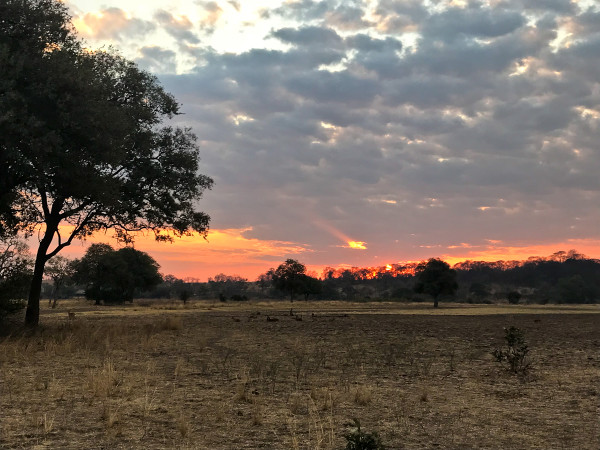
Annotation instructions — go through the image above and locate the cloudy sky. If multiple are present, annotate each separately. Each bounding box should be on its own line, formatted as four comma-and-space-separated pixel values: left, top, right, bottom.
62, 0, 600, 280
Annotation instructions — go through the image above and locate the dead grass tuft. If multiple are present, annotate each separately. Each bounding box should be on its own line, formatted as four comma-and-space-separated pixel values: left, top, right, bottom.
87, 358, 120, 399
101, 403, 120, 429
175, 411, 191, 437
352, 385, 373, 406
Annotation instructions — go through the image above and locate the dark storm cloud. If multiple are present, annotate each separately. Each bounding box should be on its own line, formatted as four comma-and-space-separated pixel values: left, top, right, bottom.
156, 1, 600, 262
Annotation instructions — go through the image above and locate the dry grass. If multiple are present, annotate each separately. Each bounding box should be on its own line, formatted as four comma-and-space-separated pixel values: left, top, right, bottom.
1, 300, 599, 448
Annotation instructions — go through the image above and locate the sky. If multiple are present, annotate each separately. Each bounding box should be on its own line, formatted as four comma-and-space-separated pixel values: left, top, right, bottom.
60, 0, 600, 280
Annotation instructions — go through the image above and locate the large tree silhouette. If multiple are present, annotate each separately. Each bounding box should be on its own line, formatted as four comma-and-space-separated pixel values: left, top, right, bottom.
1, 0, 213, 326
414, 258, 458, 308
269, 259, 307, 301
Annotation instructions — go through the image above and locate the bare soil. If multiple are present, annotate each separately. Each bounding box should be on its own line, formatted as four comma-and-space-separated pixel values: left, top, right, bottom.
1, 300, 599, 449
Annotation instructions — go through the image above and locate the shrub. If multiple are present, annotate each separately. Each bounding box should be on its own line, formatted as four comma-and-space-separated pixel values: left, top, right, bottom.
507, 291, 521, 305
492, 326, 531, 375
179, 289, 191, 305
343, 419, 386, 450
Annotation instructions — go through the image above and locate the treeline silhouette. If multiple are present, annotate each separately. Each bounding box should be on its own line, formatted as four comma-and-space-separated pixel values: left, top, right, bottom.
39, 249, 600, 305
124, 249, 600, 305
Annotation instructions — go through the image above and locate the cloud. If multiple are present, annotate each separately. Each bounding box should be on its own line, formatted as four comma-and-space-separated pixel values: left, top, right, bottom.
197, 1, 224, 31
73, 7, 155, 41
324, 4, 373, 30
228, 1, 241, 12
136, 46, 177, 74
154, 10, 201, 44
270, 0, 333, 22
345, 34, 402, 52
69, 0, 600, 274
421, 7, 526, 42
271, 26, 344, 48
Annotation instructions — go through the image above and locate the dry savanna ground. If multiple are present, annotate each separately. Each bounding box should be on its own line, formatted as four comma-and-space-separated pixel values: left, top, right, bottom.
1, 300, 599, 449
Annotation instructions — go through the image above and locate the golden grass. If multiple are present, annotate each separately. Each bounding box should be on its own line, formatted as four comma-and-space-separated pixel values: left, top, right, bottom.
1, 302, 599, 448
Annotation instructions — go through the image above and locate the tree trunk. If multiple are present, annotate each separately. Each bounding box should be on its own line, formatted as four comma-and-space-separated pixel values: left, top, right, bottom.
24, 228, 54, 327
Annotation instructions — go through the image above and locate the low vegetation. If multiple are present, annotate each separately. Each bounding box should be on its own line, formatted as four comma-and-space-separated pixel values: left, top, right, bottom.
493, 326, 532, 376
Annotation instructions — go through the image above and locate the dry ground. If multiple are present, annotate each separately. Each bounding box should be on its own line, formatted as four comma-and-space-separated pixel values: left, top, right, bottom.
1, 300, 599, 449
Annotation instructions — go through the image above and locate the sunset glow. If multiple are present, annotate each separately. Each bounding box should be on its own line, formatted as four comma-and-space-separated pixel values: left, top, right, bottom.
347, 241, 367, 250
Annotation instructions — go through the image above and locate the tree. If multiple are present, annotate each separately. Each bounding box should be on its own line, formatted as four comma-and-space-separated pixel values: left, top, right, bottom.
44, 255, 74, 308
0, 0, 78, 237
1, 1, 213, 325
72, 244, 115, 305
256, 272, 273, 295
298, 274, 322, 300
556, 275, 590, 304
270, 259, 307, 301
0, 237, 32, 319
468, 282, 490, 303
162, 274, 191, 303
414, 258, 458, 308
74, 245, 162, 304
208, 273, 248, 299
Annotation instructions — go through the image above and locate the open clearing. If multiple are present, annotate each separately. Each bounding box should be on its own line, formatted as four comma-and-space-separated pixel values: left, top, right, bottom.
1, 301, 599, 449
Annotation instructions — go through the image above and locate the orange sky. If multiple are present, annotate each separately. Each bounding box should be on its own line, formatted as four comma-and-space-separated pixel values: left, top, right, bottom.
46, 226, 600, 281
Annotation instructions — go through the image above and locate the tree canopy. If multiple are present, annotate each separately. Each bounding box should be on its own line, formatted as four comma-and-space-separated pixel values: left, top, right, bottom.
0, 0, 77, 236
269, 259, 308, 301
414, 258, 458, 308
0, 0, 213, 325
74, 244, 162, 304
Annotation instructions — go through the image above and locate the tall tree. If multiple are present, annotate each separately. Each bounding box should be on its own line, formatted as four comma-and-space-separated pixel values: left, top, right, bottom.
0, 0, 77, 237
270, 259, 307, 301
1, 1, 213, 325
414, 258, 458, 308
44, 255, 74, 308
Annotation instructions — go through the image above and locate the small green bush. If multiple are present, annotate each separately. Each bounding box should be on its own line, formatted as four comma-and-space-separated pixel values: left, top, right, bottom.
492, 326, 531, 375
343, 419, 386, 450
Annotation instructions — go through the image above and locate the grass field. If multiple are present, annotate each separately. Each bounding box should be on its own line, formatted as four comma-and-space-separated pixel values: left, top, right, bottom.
1, 300, 599, 449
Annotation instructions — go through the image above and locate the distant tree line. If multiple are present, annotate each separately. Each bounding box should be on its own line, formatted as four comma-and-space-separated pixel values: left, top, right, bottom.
142, 250, 600, 306
4, 246, 600, 319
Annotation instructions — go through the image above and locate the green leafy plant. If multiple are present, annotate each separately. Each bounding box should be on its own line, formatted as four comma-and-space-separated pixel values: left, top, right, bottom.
343, 418, 386, 450
492, 326, 532, 375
